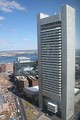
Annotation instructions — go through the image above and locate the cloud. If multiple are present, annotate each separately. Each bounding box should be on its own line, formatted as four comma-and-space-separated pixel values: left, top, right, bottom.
0, 0, 26, 13
0, 16, 6, 21
23, 38, 29, 42
0, 39, 13, 44
1, 7, 13, 13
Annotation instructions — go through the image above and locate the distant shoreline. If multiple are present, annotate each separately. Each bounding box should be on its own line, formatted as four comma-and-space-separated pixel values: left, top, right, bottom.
0, 50, 38, 57
0, 49, 37, 52
0, 53, 38, 64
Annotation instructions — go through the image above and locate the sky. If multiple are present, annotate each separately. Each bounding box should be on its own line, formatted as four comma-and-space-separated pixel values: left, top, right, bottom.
0, 0, 80, 51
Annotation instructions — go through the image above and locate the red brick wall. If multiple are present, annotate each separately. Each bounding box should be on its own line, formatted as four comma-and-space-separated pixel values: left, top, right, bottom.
1, 64, 5, 72
0, 63, 13, 72
32, 80, 39, 86
5, 64, 13, 72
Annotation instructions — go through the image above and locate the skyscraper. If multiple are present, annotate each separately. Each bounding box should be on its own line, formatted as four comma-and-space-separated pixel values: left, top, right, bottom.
37, 5, 75, 120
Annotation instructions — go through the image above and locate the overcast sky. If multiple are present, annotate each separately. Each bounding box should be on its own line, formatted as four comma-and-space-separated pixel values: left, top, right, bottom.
0, 0, 80, 51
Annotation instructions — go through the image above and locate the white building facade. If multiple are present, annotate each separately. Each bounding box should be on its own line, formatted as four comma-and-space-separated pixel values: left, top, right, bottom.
37, 5, 75, 120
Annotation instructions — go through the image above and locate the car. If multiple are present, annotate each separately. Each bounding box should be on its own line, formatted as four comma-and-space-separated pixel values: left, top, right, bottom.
19, 115, 21, 118
17, 109, 20, 112
18, 102, 19, 105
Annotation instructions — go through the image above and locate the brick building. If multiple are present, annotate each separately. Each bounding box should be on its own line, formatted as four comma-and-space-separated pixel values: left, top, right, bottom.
0, 63, 13, 73
27, 76, 39, 87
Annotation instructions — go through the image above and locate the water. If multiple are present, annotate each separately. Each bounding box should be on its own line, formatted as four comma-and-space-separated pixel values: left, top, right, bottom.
0, 50, 79, 64
0, 54, 38, 64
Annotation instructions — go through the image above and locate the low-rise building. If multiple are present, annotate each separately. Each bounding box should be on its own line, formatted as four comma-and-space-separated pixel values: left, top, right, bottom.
27, 76, 39, 87
0, 63, 13, 73
23, 86, 39, 101
16, 76, 28, 92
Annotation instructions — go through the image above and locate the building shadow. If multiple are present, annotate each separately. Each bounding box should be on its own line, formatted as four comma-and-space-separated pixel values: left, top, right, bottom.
7, 83, 39, 107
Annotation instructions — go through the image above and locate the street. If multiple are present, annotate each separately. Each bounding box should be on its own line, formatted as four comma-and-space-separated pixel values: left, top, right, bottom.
14, 96, 27, 120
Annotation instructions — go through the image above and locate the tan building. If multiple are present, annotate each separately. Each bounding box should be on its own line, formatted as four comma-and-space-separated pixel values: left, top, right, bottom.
16, 76, 28, 92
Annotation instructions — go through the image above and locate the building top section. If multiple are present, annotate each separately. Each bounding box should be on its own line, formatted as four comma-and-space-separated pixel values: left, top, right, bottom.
38, 4, 75, 26
25, 86, 39, 92
0, 63, 13, 65
23, 86, 39, 95
27, 75, 38, 81
16, 76, 27, 81
39, 13, 61, 25
16, 57, 32, 63
62, 4, 75, 12
39, 13, 49, 19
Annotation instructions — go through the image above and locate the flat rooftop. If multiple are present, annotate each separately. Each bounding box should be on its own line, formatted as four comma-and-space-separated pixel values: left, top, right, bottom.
16, 76, 27, 81
28, 75, 38, 81
23, 86, 39, 95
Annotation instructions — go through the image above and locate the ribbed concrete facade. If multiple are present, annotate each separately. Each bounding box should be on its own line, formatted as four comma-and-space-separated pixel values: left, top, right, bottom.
61, 5, 75, 120
37, 5, 75, 120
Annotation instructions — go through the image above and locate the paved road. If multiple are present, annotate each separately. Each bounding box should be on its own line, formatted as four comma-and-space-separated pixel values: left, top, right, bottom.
14, 97, 23, 120
18, 97, 27, 120
8, 80, 27, 120
13, 90, 27, 120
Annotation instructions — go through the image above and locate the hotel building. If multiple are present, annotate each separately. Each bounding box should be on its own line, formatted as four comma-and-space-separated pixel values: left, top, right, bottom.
37, 5, 75, 120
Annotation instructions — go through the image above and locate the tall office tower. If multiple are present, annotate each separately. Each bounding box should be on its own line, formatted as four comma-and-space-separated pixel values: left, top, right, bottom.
37, 5, 75, 120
